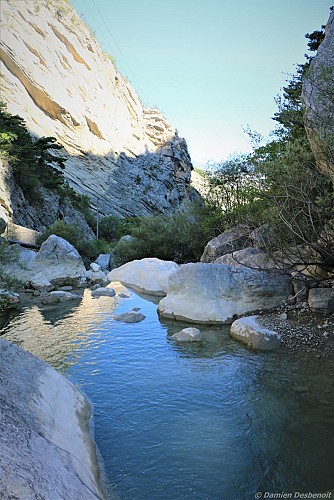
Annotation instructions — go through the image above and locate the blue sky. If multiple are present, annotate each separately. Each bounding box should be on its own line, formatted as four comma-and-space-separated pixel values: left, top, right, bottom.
71, 0, 333, 166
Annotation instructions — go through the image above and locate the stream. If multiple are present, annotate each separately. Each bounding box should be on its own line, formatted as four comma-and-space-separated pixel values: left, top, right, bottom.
1, 283, 334, 500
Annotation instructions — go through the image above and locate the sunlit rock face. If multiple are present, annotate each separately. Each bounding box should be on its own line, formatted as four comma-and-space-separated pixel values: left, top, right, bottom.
303, 9, 334, 181
0, 0, 193, 217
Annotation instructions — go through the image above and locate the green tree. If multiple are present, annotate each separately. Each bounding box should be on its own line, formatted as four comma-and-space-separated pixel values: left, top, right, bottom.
205, 25, 334, 276
0, 102, 67, 198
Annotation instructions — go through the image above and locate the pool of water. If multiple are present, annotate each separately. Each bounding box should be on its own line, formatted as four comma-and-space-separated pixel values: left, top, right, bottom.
1, 284, 334, 499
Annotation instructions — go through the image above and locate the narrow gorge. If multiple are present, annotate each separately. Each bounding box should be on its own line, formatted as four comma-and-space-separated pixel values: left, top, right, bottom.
0, 0, 194, 228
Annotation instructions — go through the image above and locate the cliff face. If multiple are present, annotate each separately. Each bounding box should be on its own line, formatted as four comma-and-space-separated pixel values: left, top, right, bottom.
303, 9, 334, 181
0, 0, 193, 218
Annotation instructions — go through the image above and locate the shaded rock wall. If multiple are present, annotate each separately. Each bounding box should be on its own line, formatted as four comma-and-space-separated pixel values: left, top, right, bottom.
0, 158, 95, 235
0, 0, 193, 218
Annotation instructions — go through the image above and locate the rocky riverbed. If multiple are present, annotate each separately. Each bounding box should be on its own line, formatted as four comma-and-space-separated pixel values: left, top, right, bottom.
260, 301, 334, 358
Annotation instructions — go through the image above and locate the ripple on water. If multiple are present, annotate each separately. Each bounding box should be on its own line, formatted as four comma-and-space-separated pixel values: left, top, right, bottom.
2, 287, 334, 499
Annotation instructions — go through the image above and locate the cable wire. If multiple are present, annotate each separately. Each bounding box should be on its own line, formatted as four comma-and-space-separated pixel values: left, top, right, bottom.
82, 0, 150, 104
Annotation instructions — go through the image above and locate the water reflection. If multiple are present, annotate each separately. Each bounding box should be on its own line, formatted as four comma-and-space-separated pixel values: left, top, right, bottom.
1, 285, 334, 499
1, 287, 124, 370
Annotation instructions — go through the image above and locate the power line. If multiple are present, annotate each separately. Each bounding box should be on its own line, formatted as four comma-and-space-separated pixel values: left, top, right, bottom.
81, 0, 150, 104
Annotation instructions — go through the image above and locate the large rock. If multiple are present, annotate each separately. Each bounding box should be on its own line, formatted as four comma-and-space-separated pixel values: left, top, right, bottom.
303, 9, 334, 181
308, 288, 334, 313
108, 258, 179, 296
215, 247, 276, 269
30, 273, 55, 292
249, 224, 273, 249
0, 244, 38, 284
34, 235, 86, 286
158, 263, 291, 324
0, 337, 105, 499
95, 254, 111, 271
230, 316, 282, 350
6, 222, 39, 246
200, 225, 251, 263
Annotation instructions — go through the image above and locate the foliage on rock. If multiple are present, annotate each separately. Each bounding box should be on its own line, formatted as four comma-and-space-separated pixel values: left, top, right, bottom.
0, 103, 96, 230
201, 22, 334, 278
0, 102, 66, 199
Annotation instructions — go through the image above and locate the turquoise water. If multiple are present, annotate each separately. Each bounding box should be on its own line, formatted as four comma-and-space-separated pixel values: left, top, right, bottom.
1, 285, 334, 499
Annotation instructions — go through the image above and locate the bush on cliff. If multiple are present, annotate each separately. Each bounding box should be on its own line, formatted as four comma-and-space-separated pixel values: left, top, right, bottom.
99, 215, 141, 242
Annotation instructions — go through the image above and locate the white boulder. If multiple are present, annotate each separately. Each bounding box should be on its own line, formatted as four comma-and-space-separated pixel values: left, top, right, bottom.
230, 316, 282, 350
95, 254, 110, 270
158, 263, 291, 324
90, 262, 101, 272
30, 273, 54, 292
0, 244, 37, 282
108, 258, 179, 296
86, 269, 108, 284
34, 235, 86, 286
171, 327, 203, 342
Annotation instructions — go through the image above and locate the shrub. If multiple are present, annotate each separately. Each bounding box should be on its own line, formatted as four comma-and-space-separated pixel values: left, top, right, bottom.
76, 238, 110, 263
113, 201, 222, 266
37, 220, 83, 248
99, 215, 141, 242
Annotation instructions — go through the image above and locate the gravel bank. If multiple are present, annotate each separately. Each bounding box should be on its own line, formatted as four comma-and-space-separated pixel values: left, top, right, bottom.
260, 302, 334, 357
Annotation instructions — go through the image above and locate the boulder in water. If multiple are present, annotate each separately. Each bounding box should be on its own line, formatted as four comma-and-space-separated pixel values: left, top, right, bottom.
230, 316, 282, 350
158, 263, 291, 324
108, 258, 179, 296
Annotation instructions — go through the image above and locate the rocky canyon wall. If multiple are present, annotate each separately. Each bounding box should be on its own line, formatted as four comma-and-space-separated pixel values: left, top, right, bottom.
0, 0, 193, 220
303, 9, 334, 182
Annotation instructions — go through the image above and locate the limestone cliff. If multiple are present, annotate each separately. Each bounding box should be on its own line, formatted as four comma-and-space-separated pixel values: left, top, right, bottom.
0, 0, 193, 219
303, 9, 334, 181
